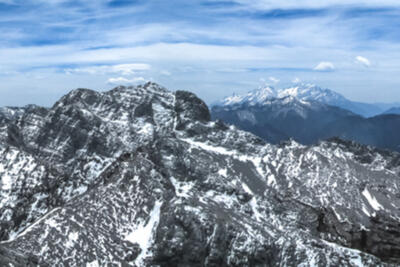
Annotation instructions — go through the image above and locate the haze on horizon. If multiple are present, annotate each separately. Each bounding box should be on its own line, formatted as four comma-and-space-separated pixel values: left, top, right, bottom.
0, 0, 399, 107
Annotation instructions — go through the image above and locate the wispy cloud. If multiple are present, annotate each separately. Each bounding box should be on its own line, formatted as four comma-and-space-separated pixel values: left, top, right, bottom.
269, 76, 280, 84
313, 61, 335, 71
355, 56, 371, 67
107, 76, 147, 85
65, 64, 151, 75
160, 70, 171, 76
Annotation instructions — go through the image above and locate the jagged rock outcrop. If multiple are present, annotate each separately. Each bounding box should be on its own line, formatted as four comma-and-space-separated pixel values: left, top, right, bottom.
0, 82, 400, 266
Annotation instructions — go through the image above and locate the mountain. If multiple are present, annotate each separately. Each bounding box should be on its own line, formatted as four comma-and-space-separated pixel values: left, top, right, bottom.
375, 102, 400, 112
212, 97, 400, 152
382, 107, 400, 115
217, 86, 277, 106
213, 85, 400, 152
216, 83, 385, 117
321, 114, 400, 152
1, 82, 400, 266
212, 96, 357, 144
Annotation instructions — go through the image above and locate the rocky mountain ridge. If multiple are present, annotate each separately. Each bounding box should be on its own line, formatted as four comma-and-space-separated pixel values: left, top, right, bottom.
1, 82, 400, 266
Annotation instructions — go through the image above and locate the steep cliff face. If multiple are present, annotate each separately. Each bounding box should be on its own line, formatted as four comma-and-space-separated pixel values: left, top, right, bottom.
1, 82, 400, 266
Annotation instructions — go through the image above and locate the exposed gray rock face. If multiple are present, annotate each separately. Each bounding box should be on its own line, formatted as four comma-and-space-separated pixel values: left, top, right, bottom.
1, 82, 400, 266
0, 245, 41, 267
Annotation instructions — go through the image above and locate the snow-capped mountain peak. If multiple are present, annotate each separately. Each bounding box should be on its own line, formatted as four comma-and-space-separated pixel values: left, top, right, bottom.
277, 83, 348, 104
247, 85, 276, 103
216, 83, 348, 107
214, 82, 386, 117
218, 85, 277, 106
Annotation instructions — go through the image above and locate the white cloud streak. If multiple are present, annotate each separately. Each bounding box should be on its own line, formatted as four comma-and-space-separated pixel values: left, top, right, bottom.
65, 64, 150, 75
355, 56, 371, 67
314, 61, 335, 71
269, 76, 280, 84
107, 76, 146, 85
160, 70, 171, 76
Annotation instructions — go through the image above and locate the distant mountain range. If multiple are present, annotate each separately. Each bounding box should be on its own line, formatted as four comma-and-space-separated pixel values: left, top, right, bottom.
214, 83, 399, 118
212, 84, 400, 152
383, 107, 400, 115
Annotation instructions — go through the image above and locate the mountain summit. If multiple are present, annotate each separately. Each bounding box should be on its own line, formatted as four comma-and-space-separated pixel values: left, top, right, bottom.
1, 82, 400, 266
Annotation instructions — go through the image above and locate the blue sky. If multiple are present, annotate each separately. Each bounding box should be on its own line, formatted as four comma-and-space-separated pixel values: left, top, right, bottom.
0, 0, 400, 106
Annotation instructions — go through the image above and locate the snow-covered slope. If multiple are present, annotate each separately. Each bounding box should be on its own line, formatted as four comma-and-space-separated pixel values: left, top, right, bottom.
1, 82, 400, 266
